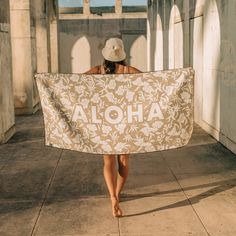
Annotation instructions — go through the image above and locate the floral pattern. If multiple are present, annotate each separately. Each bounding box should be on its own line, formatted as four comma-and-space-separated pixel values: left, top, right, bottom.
35, 67, 194, 154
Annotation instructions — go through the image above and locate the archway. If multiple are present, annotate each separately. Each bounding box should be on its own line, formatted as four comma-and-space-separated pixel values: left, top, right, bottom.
154, 14, 163, 70
168, 4, 183, 69
129, 35, 147, 72
71, 36, 91, 73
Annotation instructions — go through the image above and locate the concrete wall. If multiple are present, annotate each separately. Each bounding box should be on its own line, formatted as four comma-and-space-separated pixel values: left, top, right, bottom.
147, 0, 236, 154
0, 0, 15, 143
59, 17, 147, 73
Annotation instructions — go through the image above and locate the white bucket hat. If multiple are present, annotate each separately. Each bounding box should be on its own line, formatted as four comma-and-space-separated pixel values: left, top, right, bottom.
102, 38, 126, 62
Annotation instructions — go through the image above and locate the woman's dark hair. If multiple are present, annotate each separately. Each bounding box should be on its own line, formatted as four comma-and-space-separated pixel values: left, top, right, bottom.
103, 59, 127, 74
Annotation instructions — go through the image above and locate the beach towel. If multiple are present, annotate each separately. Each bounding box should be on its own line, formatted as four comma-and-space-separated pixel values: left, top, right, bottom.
35, 67, 194, 154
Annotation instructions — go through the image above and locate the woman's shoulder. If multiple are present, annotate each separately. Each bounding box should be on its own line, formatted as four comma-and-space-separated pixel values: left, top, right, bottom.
84, 65, 101, 74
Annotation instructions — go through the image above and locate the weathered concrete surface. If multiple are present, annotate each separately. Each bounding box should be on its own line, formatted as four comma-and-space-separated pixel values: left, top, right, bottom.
0, 111, 236, 235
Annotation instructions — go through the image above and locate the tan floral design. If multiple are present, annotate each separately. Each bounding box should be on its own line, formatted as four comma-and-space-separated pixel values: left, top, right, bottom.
35, 67, 194, 154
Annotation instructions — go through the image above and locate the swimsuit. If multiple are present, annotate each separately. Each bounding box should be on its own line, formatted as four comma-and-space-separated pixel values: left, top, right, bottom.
100, 65, 129, 74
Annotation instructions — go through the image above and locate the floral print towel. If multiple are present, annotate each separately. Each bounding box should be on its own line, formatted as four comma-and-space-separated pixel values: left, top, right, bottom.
35, 67, 194, 154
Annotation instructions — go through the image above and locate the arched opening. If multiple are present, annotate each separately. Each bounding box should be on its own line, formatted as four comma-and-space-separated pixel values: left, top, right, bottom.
129, 35, 147, 72
154, 14, 163, 70
71, 36, 91, 73
168, 4, 183, 69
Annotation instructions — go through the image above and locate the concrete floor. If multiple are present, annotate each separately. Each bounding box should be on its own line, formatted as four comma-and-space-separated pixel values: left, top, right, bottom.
1, 110, 236, 236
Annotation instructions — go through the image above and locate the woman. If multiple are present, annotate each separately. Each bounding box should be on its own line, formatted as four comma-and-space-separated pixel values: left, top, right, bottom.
85, 38, 141, 217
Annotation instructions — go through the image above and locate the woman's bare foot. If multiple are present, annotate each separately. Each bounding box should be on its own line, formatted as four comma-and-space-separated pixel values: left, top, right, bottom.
110, 196, 122, 217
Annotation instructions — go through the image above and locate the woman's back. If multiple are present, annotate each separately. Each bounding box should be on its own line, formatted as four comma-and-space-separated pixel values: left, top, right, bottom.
85, 64, 141, 75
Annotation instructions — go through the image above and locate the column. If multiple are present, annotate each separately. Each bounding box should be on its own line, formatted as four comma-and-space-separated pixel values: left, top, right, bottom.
47, 0, 60, 73
115, 0, 122, 14
0, 0, 15, 143
35, 0, 49, 73
83, 0, 90, 15
147, 0, 157, 71
10, 0, 39, 114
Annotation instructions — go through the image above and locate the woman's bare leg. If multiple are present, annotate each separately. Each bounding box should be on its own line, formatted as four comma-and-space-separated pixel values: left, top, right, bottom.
116, 154, 129, 201
103, 154, 117, 198
103, 154, 122, 217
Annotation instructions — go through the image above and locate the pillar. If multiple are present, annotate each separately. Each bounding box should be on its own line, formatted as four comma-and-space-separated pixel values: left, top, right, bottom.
47, 0, 60, 73
115, 0, 122, 14
10, 0, 40, 114
0, 0, 15, 143
147, 0, 157, 71
83, 0, 90, 15
183, 0, 190, 67
35, 0, 49, 73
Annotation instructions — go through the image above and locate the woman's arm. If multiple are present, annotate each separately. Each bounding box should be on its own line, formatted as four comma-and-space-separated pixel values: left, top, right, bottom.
84, 65, 100, 74
128, 66, 142, 73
